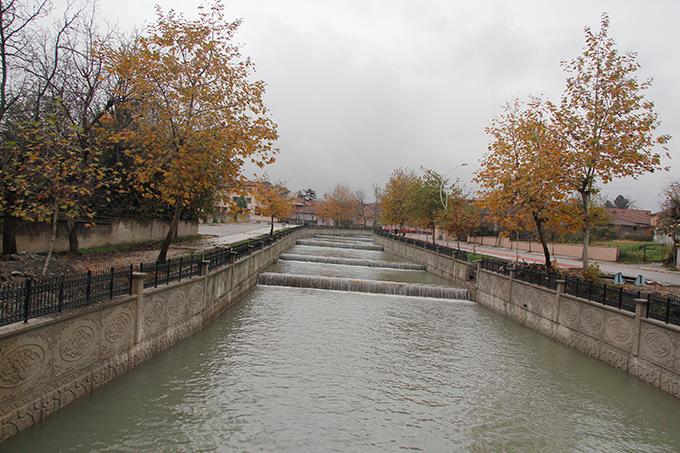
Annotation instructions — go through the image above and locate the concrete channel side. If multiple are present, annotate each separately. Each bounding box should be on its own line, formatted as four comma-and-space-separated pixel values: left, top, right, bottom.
377, 235, 680, 400
0, 227, 363, 442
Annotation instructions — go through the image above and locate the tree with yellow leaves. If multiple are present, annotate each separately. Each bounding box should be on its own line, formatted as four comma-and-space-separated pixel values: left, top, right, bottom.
253, 179, 294, 236
379, 168, 418, 234
316, 185, 359, 227
438, 183, 479, 250
109, 1, 277, 262
552, 13, 670, 268
477, 97, 569, 270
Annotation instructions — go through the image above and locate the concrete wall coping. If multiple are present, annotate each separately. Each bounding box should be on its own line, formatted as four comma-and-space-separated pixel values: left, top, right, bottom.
642, 316, 680, 335
0, 294, 138, 341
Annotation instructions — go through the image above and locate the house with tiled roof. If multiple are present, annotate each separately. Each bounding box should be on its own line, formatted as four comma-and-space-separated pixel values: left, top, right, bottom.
605, 208, 653, 239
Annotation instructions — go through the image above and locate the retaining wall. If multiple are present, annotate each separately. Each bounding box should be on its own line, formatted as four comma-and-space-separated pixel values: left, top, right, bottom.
0, 218, 199, 254
0, 227, 362, 442
374, 236, 476, 295
377, 235, 680, 399
466, 235, 619, 262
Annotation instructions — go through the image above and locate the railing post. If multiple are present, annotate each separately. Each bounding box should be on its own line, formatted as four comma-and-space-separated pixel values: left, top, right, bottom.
554, 279, 565, 323
507, 266, 515, 304
23, 279, 32, 323
109, 267, 115, 299
632, 298, 648, 357
58, 276, 65, 313
200, 259, 210, 276
86, 270, 92, 305
178, 257, 183, 282
131, 272, 147, 345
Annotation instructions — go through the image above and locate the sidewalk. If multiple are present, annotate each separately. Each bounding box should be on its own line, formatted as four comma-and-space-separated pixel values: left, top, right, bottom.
405, 233, 680, 286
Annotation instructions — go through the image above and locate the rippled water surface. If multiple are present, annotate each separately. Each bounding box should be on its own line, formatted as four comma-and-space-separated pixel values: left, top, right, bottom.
6, 286, 680, 452
6, 235, 680, 452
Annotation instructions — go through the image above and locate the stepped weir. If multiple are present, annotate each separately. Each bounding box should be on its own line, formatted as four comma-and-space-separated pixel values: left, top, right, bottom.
258, 273, 469, 300
278, 254, 426, 270
272, 234, 467, 300
296, 239, 384, 251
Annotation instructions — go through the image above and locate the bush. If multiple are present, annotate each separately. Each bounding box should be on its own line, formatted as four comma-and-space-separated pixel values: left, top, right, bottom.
582, 263, 601, 282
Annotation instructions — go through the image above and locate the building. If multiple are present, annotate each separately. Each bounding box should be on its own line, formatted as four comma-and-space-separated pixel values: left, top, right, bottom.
292, 199, 318, 225
213, 181, 261, 223
605, 208, 653, 239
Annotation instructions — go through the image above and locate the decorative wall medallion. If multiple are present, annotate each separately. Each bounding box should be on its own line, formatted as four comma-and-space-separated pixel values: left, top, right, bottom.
642, 329, 673, 360
188, 283, 203, 303
0, 344, 45, 388
104, 312, 133, 344
144, 296, 166, 330
581, 308, 603, 335
59, 324, 96, 362
604, 317, 632, 347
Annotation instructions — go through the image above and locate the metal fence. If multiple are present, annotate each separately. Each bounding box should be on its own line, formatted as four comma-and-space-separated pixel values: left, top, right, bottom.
374, 229, 469, 262
0, 226, 302, 327
479, 257, 680, 325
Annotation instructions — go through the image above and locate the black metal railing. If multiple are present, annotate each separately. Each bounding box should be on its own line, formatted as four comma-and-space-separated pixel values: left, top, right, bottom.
375, 229, 469, 262
0, 225, 304, 327
479, 256, 680, 324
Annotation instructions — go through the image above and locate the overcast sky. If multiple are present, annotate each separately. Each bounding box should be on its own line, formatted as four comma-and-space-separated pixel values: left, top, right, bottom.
79, 0, 678, 209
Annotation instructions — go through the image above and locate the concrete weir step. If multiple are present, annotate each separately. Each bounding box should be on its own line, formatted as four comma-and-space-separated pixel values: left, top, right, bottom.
296, 239, 384, 251
279, 254, 425, 270
314, 235, 374, 243
258, 272, 469, 300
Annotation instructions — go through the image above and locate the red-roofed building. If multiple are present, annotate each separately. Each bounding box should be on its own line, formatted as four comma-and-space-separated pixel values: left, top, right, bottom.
605, 208, 653, 239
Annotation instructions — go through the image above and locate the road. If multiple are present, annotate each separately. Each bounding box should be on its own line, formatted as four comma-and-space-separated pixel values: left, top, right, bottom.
406, 233, 680, 286
198, 221, 290, 247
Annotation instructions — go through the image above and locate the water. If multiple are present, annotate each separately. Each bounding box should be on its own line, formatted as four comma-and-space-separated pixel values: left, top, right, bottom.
287, 244, 389, 260
268, 260, 445, 285
5, 236, 680, 451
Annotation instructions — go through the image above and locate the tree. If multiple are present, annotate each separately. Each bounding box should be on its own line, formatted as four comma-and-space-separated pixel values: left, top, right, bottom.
439, 183, 479, 249
657, 182, 680, 267
476, 97, 569, 270
380, 168, 417, 234
253, 179, 293, 236
109, 1, 277, 262
405, 169, 444, 245
552, 14, 670, 268
297, 188, 316, 201
316, 184, 359, 226
355, 189, 367, 227
372, 183, 382, 228
609, 194, 635, 209
0, 0, 78, 255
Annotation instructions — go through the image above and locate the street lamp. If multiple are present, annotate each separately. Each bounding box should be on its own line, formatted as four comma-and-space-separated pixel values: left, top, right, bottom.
437, 163, 468, 210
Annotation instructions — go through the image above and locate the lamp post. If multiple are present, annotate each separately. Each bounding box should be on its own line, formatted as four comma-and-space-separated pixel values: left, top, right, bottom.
436, 163, 468, 210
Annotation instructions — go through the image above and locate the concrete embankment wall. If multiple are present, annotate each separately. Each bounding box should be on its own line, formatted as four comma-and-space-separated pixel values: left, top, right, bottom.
0, 217, 199, 254
374, 236, 475, 292
378, 235, 680, 399
465, 235, 619, 262
0, 227, 362, 442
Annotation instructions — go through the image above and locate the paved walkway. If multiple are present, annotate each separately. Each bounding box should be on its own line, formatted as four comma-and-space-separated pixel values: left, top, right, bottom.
406, 234, 680, 286
197, 222, 289, 247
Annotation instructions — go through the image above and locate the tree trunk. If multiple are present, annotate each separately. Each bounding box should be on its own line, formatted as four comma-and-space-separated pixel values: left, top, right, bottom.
580, 190, 591, 268
66, 217, 80, 254
157, 198, 183, 263
432, 224, 436, 245
532, 213, 552, 271
2, 191, 18, 255
42, 204, 59, 276
270, 215, 274, 236
2, 212, 18, 256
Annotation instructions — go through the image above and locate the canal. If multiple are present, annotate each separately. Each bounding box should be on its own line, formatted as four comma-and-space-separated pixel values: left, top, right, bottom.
4, 235, 680, 451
